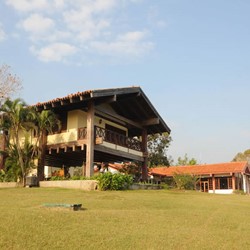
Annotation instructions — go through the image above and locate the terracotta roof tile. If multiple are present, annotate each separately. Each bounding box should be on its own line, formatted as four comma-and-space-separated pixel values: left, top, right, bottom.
108, 163, 124, 171
34, 90, 92, 107
150, 161, 248, 176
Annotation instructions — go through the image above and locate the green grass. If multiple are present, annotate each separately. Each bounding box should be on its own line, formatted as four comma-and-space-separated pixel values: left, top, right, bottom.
0, 188, 250, 250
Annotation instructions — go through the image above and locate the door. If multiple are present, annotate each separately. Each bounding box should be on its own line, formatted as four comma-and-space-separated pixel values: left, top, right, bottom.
201, 181, 209, 192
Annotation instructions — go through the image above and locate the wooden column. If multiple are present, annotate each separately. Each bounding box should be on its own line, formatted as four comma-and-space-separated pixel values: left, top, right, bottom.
141, 129, 148, 181
85, 101, 94, 177
37, 130, 47, 181
0, 133, 6, 170
232, 174, 236, 191
212, 175, 215, 193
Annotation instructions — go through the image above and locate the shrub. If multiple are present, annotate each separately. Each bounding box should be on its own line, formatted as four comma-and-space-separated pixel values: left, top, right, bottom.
96, 172, 133, 191
173, 173, 199, 190
0, 169, 16, 182
50, 176, 65, 181
233, 190, 246, 195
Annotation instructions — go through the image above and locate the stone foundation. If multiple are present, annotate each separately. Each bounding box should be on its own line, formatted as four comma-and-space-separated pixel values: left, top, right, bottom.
39, 180, 98, 191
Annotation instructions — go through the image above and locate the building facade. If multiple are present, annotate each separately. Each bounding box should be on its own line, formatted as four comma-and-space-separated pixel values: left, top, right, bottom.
150, 161, 250, 194
33, 86, 171, 180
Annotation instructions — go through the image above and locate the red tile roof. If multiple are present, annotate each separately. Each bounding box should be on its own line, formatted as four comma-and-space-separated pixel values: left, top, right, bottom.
150, 161, 248, 177
108, 163, 124, 171
33, 86, 140, 107
34, 90, 92, 107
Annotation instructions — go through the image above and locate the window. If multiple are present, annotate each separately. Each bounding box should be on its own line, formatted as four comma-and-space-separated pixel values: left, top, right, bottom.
59, 113, 67, 131
51, 112, 67, 134
219, 177, 228, 189
215, 178, 220, 189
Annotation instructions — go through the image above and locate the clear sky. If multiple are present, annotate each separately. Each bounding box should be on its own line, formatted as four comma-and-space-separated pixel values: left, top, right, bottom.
0, 0, 250, 164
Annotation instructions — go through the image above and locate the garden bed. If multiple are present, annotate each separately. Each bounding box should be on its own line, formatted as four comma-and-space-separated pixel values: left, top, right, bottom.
39, 180, 98, 191
0, 182, 18, 188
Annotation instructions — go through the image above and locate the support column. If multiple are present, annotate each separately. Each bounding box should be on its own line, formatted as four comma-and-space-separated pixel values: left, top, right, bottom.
141, 129, 148, 181
212, 175, 215, 193
86, 101, 94, 177
232, 174, 236, 191
0, 133, 6, 170
243, 174, 247, 193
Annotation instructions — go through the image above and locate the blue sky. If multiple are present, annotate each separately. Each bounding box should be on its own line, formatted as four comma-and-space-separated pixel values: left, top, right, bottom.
0, 0, 250, 164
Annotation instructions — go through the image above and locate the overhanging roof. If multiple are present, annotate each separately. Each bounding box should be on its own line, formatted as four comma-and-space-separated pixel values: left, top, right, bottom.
150, 161, 249, 176
34, 86, 170, 135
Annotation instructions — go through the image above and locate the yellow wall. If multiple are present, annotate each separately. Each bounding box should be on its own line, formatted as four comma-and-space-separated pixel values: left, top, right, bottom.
47, 108, 130, 145
16, 107, 140, 157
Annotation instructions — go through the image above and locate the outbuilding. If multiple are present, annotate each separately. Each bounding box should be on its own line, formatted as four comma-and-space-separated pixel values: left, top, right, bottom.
150, 161, 250, 194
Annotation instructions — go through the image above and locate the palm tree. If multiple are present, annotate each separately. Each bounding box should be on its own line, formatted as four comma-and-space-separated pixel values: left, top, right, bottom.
5, 139, 35, 182
34, 110, 61, 181
0, 99, 61, 184
0, 98, 32, 185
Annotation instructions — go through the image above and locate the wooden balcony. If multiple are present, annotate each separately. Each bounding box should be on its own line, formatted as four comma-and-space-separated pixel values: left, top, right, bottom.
78, 126, 142, 152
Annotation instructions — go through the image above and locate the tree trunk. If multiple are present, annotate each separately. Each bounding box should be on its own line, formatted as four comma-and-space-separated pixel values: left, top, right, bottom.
15, 131, 26, 187
37, 131, 47, 182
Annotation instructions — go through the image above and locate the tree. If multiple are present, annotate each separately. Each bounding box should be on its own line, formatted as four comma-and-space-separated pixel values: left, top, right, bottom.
0, 99, 60, 184
232, 149, 250, 162
147, 133, 172, 167
4, 139, 35, 182
0, 98, 33, 185
33, 110, 61, 181
176, 153, 197, 166
173, 172, 199, 190
119, 162, 142, 182
0, 64, 22, 101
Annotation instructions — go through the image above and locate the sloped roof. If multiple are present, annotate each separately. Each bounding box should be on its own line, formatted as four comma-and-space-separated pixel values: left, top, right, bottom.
34, 86, 170, 135
108, 163, 124, 171
150, 161, 248, 177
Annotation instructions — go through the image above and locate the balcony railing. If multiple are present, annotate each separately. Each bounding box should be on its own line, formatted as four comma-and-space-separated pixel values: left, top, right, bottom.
78, 127, 87, 140
78, 126, 142, 152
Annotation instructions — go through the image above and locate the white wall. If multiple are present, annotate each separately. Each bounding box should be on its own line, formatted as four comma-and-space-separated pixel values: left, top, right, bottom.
208, 189, 233, 194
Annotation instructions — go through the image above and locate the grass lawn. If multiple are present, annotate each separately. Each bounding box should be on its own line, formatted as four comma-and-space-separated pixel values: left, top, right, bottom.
0, 188, 250, 250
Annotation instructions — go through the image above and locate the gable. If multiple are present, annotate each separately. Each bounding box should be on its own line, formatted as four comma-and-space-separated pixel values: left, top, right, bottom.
34, 86, 171, 136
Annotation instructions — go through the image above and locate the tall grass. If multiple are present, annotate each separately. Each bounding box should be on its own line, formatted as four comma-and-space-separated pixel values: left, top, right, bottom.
0, 188, 249, 250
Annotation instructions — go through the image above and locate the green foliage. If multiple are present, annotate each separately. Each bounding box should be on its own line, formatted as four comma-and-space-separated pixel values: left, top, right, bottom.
176, 153, 197, 166
70, 175, 89, 180
232, 149, 250, 162
0, 98, 60, 184
0, 169, 15, 182
4, 139, 35, 182
173, 173, 199, 190
119, 162, 141, 182
233, 190, 246, 195
96, 172, 133, 191
0, 98, 34, 185
50, 176, 65, 181
147, 133, 172, 167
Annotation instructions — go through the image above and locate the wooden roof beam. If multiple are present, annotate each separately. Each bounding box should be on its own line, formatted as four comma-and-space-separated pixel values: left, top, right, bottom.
90, 87, 140, 98
141, 118, 160, 126
95, 95, 117, 106
95, 108, 143, 129
60, 100, 69, 106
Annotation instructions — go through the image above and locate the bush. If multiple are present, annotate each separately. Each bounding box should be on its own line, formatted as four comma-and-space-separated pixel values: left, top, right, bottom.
0, 169, 16, 182
233, 190, 246, 195
173, 173, 199, 190
50, 176, 65, 181
96, 172, 133, 191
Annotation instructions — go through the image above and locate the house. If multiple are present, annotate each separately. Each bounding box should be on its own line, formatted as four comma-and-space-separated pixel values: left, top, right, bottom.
34, 86, 171, 180
150, 161, 250, 194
